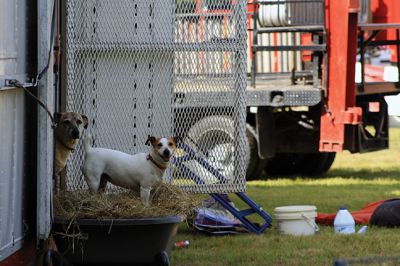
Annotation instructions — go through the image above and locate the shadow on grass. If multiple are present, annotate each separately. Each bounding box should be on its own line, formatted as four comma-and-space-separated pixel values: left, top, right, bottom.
326, 168, 400, 180
256, 167, 400, 181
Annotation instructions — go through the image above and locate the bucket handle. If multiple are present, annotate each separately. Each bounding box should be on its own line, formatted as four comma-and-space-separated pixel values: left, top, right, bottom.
301, 213, 319, 232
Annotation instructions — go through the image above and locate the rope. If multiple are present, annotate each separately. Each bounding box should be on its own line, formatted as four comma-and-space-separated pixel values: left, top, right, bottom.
8, 79, 56, 128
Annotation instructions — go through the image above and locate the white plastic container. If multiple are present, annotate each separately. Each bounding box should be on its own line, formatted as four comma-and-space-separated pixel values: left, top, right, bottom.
274, 205, 318, 236
333, 207, 355, 234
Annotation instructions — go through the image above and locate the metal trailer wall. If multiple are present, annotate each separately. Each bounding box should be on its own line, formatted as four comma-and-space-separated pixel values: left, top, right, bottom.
0, 0, 37, 261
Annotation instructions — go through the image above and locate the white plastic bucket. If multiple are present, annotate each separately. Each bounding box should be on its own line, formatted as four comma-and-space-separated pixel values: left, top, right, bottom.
274, 205, 319, 236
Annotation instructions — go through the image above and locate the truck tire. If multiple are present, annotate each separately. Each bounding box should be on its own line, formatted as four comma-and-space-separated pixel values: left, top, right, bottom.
295, 152, 336, 176
264, 152, 336, 177
246, 126, 260, 180
185, 116, 256, 180
264, 153, 298, 176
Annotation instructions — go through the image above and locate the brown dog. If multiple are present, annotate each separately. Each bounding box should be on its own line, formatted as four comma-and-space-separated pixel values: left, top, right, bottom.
54, 112, 88, 176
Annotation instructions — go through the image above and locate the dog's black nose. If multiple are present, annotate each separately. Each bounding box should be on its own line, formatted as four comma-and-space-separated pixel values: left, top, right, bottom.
163, 149, 171, 157
72, 128, 80, 139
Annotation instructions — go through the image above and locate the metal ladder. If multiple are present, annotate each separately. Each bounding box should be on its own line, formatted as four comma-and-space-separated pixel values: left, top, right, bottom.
172, 141, 272, 234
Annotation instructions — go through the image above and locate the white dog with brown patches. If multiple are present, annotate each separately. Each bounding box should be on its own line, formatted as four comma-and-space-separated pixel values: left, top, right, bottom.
82, 135, 179, 206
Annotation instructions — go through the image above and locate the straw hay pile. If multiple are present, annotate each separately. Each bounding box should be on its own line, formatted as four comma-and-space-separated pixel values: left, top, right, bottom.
54, 183, 200, 220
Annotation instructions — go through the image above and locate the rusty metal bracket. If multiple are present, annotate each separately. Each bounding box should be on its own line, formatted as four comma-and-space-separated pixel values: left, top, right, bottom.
338, 107, 362, 125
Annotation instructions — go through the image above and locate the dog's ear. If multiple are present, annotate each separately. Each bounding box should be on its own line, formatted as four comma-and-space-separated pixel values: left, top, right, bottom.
173, 136, 182, 144
145, 136, 156, 146
55, 112, 63, 124
81, 114, 89, 129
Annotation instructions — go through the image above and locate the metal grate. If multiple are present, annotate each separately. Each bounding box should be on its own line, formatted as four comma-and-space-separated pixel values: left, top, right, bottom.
63, 0, 248, 194
247, 30, 303, 73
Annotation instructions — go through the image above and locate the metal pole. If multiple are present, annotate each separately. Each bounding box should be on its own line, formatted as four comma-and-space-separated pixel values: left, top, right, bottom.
37, 0, 55, 242
397, 29, 400, 84
312, 33, 319, 88
251, 0, 258, 87
234, 0, 247, 186
360, 30, 365, 92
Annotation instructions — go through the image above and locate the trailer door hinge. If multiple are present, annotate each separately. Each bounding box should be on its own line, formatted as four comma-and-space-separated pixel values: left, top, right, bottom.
4, 78, 37, 88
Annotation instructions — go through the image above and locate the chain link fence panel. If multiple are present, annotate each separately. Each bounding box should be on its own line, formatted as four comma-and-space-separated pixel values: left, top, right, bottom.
63, 0, 248, 194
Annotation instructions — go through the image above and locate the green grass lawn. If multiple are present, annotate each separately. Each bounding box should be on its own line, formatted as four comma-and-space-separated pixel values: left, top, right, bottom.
171, 128, 400, 266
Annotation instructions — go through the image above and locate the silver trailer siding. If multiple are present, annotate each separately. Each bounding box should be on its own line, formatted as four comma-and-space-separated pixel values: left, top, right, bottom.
0, 0, 32, 261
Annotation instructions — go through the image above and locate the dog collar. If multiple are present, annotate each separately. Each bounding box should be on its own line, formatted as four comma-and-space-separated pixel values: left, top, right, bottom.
58, 140, 75, 152
147, 154, 167, 170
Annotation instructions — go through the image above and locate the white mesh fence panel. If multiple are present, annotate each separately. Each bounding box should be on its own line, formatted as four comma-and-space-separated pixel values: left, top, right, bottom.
64, 0, 247, 194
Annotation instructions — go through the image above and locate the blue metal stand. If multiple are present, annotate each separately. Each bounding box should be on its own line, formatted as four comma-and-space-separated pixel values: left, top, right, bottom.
173, 141, 272, 234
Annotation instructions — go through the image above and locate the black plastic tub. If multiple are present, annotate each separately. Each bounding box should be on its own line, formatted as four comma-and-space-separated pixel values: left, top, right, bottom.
52, 216, 184, 265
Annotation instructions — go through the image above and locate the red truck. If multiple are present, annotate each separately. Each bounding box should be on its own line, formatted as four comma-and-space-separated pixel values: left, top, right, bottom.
245, 0, 400, 178
191, 0, 400, 178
